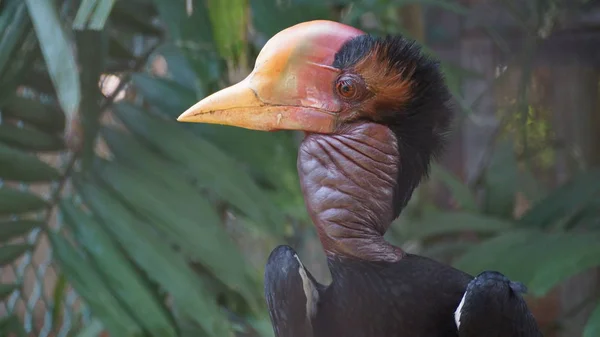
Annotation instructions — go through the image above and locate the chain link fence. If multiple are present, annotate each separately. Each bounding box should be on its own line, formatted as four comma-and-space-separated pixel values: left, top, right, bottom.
0, 112, 90, 337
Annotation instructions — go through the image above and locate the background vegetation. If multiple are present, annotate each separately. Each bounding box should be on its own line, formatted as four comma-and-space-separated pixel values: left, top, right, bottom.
0, 0, 599, 336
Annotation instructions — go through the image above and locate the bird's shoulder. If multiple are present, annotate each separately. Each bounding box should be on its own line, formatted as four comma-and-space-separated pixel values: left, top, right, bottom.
264, 245, 320, 337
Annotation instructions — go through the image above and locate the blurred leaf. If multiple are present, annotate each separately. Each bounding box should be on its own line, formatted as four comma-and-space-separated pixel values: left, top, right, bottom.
0, 31, 39, 103
0, 220, 41, 244
456, 230, 600, 296
0, 244, 31, 265
0, 143, 61, 182
406, 211, 513, 240
129, 73, 299, 200
26, 0, 81, 119
151, 0, 222, 86
390, 0, 469, 15
0, 1, 31, 78
0, 187, 46, 216
13, 60, 55, 96
526, 233, 600, 296
88, 1, 116, 31
0, 283, 18, 301
74, 319, 105, 337
481, 233, 567, 284
584, 301, 600, 337
1, 95, 66, 133
248, 317, 276, 337
60, 201, 178, 337
250, 0, 332, 38
0, 315, 27, 337
48, 231, 143, 336
76, 29, 106, 170
201, 126, 303, 220
151, 0, 213, 45
73, 0, 99, 30
518, 170, 600, 229
422, 241, 474, 260
113, 103, 285, 235
454, 229, 539, 275
190, 124, 299, 192
108, 33, 135, 62
483, 140, 517, 218
430, 164, 478, 212
440, 61, 481, 114
52, 273, 68, 330
73, 0, 116, 30
100, 126, 181, 183
564, 197, 600, 230
75, 179, 234, 336
207, 0, 247, 62
0, 124, 66, 152
92, 158, 260, 309
132, 73, 197, 116
103, 124, 301, 223
516, 165, 547, 202
156, 43, 198, 90
109, 0, 162, 36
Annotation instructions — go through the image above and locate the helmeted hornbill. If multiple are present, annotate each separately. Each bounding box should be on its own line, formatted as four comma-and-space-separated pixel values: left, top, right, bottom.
178, 20, 543, 337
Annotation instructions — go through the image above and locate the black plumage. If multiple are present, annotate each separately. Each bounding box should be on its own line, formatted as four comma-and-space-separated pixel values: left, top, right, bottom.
266, 248, 472, 337
264, 246, 320, 337
455, 271, 544, 337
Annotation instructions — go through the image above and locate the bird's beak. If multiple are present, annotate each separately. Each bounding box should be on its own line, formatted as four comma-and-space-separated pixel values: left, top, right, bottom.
177, 20, 364, 133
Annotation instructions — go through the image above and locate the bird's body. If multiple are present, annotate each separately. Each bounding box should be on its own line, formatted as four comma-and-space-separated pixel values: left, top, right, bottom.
315, 255, 469, 336
266, 245, 472, 337
455, 271, 543, 337
177, 20, 543, 337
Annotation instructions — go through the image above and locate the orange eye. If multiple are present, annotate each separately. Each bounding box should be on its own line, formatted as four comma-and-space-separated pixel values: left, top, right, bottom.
336, 79, 357, 99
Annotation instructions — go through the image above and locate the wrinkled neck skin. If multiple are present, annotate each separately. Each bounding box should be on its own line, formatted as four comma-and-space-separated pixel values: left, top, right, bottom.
298, 122, 404, 263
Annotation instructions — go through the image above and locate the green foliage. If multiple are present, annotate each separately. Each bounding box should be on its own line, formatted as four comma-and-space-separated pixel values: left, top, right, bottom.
76, 29, 107, 170
0, 315, 27, 337
482, 140, 518, 218
251, 0, 332, 37
0, 0, 599, 336
25, 0, 81, 118
48, 231, 145, 336
585, 303, 600, 337
0, 244, 32, 265
0, 221, 42, 244
404, 211, 514, 240
430, 164, 479, 212
207, 0, 247, 62
73, 0, 117, 30
0, 124, 65, 152
0, 187, 47, 215
0, 1, 31, 82
61, 201, 178, 337
1, 95, 66, 133
518, 170, 600, 229
74, 180, 235, 336
0, 143, 61, 182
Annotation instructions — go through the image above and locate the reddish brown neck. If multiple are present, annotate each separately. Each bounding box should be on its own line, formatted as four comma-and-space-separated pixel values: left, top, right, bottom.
298, 122, 404, 263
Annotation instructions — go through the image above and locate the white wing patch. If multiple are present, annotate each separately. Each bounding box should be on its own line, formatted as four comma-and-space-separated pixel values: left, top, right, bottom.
294, 254, 319, 320
454, 291, 467, 329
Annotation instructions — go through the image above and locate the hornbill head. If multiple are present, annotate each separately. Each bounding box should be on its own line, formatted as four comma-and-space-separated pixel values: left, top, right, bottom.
178, 20, 453, 260
178, 20, 451, 147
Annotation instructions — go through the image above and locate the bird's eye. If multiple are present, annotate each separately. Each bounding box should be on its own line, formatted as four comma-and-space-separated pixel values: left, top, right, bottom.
336, 78, 357, 99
